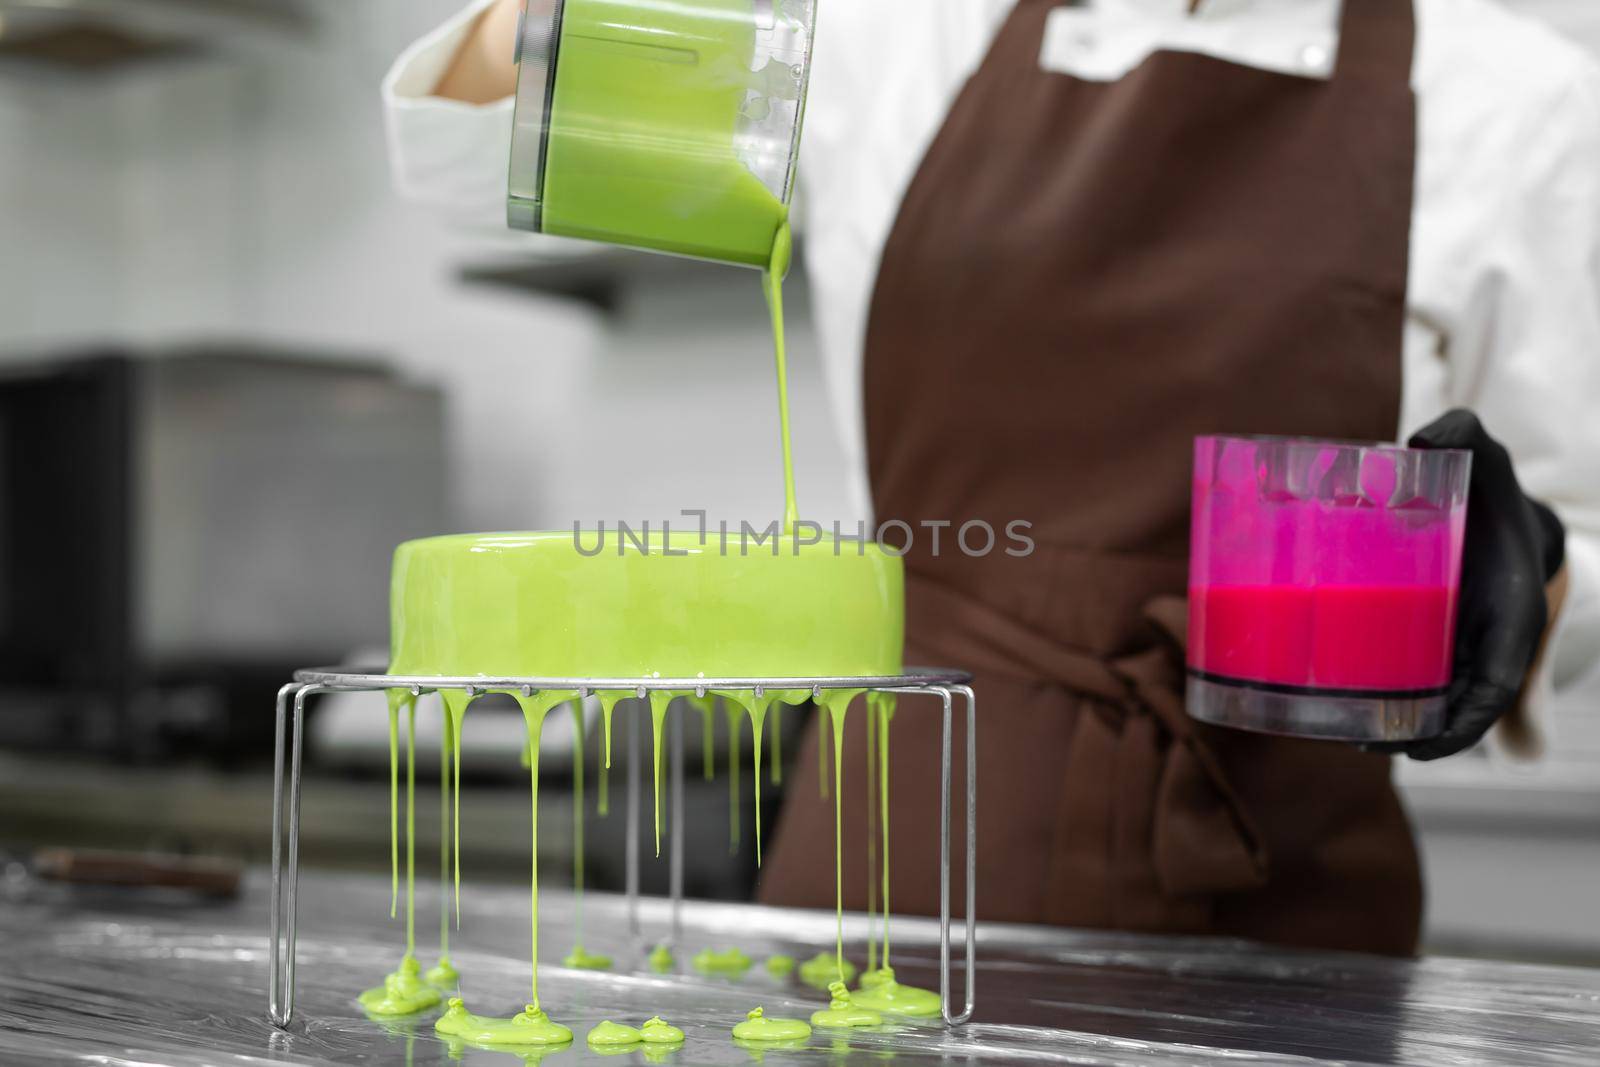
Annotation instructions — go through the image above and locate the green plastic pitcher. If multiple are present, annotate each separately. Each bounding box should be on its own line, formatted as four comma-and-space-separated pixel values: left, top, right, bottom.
508, 0, 817, 268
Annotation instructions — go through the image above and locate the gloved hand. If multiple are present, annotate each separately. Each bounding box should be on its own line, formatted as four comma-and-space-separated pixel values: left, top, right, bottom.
1373, 410, 1565, 761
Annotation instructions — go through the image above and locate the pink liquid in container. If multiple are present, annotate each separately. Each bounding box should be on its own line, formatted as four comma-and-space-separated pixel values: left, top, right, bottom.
1187, 435, 1471, 741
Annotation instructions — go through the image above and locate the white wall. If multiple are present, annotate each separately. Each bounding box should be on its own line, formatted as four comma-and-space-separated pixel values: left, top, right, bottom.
0, 0, 857, 535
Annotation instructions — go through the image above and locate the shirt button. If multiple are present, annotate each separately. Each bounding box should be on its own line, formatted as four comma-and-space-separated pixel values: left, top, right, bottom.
1300, 42, 1331, 71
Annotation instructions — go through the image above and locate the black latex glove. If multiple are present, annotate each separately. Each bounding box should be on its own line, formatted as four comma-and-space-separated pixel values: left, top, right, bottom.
1371, 410, 1565, 761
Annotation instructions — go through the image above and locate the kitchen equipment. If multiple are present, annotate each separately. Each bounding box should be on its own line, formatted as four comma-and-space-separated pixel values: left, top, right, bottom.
1186, 434, 1471, 741
508, 0, 815, 267
0, 349, 446, 758
268, 667, 976, 1027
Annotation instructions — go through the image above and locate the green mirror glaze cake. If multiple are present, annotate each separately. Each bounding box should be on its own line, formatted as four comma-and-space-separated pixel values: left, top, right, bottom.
388, 531, 904, 679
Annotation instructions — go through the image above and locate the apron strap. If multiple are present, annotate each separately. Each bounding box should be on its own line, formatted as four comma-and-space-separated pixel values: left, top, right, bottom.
1334, 0, 1416, 87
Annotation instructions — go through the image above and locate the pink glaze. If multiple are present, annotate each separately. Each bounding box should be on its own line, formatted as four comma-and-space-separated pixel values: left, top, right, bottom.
1188, 584, 1456, 690
1188, 436, 1469, 694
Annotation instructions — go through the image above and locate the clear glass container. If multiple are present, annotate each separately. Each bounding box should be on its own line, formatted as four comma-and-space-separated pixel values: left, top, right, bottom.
1186, 435, 1472, 742
508, 0, 816, 268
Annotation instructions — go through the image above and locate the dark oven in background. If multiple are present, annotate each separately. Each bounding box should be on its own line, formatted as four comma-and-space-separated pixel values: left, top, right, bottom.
0, 347, 446, 761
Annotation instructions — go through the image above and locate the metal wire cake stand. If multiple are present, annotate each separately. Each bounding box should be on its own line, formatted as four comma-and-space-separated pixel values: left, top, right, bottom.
268, 669, 977, 1029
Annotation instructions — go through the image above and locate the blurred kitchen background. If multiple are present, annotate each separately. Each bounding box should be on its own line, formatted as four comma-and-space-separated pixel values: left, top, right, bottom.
1, 0, 1597, 964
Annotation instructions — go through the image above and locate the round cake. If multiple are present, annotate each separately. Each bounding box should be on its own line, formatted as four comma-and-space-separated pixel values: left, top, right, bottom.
389, 530, 904, 679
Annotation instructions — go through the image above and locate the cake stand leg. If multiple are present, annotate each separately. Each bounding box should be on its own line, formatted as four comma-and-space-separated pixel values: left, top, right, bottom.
269, 681, 298, 1027
670, 697, 685, 946
936, 686, 954, 1024
928, 682, 978, 1026
270, 681, 324, 1027
282, 683, 324, 1027
953, 684, 977, 1025
626, 695, 641, 941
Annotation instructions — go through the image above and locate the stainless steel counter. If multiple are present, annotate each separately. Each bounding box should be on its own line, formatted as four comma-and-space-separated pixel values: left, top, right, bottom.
2, 868, 1596, 1065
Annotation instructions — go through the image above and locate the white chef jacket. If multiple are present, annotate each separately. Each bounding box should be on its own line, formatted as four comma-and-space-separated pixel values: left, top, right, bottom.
384, 0, 1600, 744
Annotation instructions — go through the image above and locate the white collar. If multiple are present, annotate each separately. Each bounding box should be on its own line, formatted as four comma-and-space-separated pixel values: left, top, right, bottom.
1090, 0, 1326, 19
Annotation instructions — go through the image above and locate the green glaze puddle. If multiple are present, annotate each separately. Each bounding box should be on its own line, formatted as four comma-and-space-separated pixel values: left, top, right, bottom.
799, 951, 856, 990
852, 968, 942, 1018
424, 957, 459, 989
731, 1007, 811, 1043
764, 954, 795, 978
564, 945, 613, 970
693, 947, 753, 977
641, 1016, 686, 1044
810, 980, 881, 1030
648, 943, 676, 974
587, 1020, 643, 1047
436, 998, 573, 1047
358, 954, 440, 1017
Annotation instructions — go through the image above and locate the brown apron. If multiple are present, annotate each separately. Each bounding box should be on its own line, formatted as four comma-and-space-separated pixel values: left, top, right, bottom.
762, 0, 1422, 955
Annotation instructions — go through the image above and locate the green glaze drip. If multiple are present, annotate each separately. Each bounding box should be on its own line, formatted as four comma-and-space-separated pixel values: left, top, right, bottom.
725, 698, 741, 853
441, 691, 470, 929
513, 691, 579, 1015
810, 980, 881, 1030
763, 220, 798, 533
692, 947, 753, 977
799, 951, 855, 991
436, 997, 573, 1047
648, 942, 675, 974
541, 3, 801, 517
701, 695, 716, 781
876, 694, 893, 966
570, 699, 589, 958
732, 1007, 811, 1043
859, 967, 891, 991
750, 699, 767, 864
431, 699, 457, 989
425, 957, 459, 989
851, 697, 936, 1016
358, 954, 440, 1017
641, 1016, 685, 1045
821, 691, 863, 987
681, 694, 713, 783
818, 708, 829, 801
649, 691, 674, 857
599, 690, 628, 818
718, 689, 804, 865
851, 967, 941, 1019
564, 945, 613, 970
764, 954, 795, 978
770, 703, 782, 785
587, 1021, 643, 1047
386, 693, 401, 917
408, 700, 418, 956
865, 703, 878, 975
